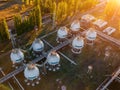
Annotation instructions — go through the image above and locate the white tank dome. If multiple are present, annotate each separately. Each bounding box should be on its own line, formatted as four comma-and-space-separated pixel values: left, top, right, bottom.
57, 26, 68, 38
47, 51, 60, 65
72, 36, 84, 49
86, 28, 97, 41
32, 38, 44, 52
24, 64, 40, 80
10, 49, 24, 63
70, 20, 80, 32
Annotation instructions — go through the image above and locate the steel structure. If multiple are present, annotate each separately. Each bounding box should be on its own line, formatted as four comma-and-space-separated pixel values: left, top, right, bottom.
1, 1, 117, 90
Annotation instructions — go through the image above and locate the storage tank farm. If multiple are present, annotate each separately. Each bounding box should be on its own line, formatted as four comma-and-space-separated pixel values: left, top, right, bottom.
86, 28, 97, 45
46, 51, 60, 71
10, 48, 24, 68
31, 38, 44, 57
56, 26, 69, 43
24, 63, 40, 86
72, 36, 84, 54
70, 20, 80, 35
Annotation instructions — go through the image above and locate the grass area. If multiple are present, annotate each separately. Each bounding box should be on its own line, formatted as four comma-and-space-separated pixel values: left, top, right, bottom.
0, 41, 12, 54
12, 57, 77, 90
0, 29, 120, 90
41, 31, 120, 90
0, 52, 13, 74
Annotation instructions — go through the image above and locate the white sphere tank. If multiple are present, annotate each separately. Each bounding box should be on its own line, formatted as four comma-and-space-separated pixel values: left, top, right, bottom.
32, 38, 44, 52
10, 49, 24, 63
57, 26, 69, 39
70, 20, 80, 32
24, 64, 40, 80
47, 51, 60, 66
86, 28, 97, 41
72, 36, 84, 49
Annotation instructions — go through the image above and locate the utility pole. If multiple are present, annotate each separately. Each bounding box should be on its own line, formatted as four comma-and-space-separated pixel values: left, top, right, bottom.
52, 0, 58, 29
34, 25, 38, 36
52, 13, 56, 29
9, 29, 16, 48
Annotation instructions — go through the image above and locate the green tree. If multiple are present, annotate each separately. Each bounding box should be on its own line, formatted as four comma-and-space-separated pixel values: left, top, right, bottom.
3, 18, 10, 40
0, 19, 10, 41
44, 0, 53, 13
35, 5, 42, 29
25, 0, 30, 5
56, 1, 68, 22
29, 11, 36, 29
14, 14, 22, 35
34, 0, 41, 5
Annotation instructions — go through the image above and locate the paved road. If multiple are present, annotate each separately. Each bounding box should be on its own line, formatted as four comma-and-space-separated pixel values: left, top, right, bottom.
0, 0, 18, 10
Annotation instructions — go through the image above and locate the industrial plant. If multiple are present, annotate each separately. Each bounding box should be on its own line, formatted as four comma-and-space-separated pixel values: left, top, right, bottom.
0, 0, 120, 90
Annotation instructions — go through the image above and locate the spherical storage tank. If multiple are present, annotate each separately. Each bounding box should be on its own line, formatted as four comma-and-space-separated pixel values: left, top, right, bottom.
72, 36, 84, 54
47, 51, 60, 65
57, 26, 69, 39
10, 48, 24, 64
57, 26, 69, 43
70, 20, 80, 33
86, 28, 97, 45
24, 63, 40, 81
46, 51, 60, 71
32, 38, 44, 52
86, 28, 97, 41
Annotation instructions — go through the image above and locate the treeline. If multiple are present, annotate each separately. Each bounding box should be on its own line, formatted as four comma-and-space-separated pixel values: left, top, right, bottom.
22, 0, 98, 22
0, 5, 42, 42
0, 19, 10, 42
104, 0, 120, 19
14, 5, 42, 35
0, 0, 98, 42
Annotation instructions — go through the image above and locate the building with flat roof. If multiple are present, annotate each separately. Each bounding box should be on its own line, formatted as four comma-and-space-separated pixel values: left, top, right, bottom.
93, 19, 108, 30
103, 26, 116, 35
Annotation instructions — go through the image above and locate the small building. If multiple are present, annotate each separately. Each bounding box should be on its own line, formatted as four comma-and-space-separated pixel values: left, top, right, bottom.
103, 27, 116, 35
56, 26, 69, 43
70, 20, 80, 35
24, 63, 40, 86
81, 14, 95, 28
31, 38, 44, 56
86, 28, 97, 45
10, 48, 24, 67
72, 36, 84, 54
93, 19, 108, 30
46, 51, 60, 71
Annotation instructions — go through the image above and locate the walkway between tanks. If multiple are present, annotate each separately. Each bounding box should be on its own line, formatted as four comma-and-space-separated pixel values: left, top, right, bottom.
42, 39, 77, 65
